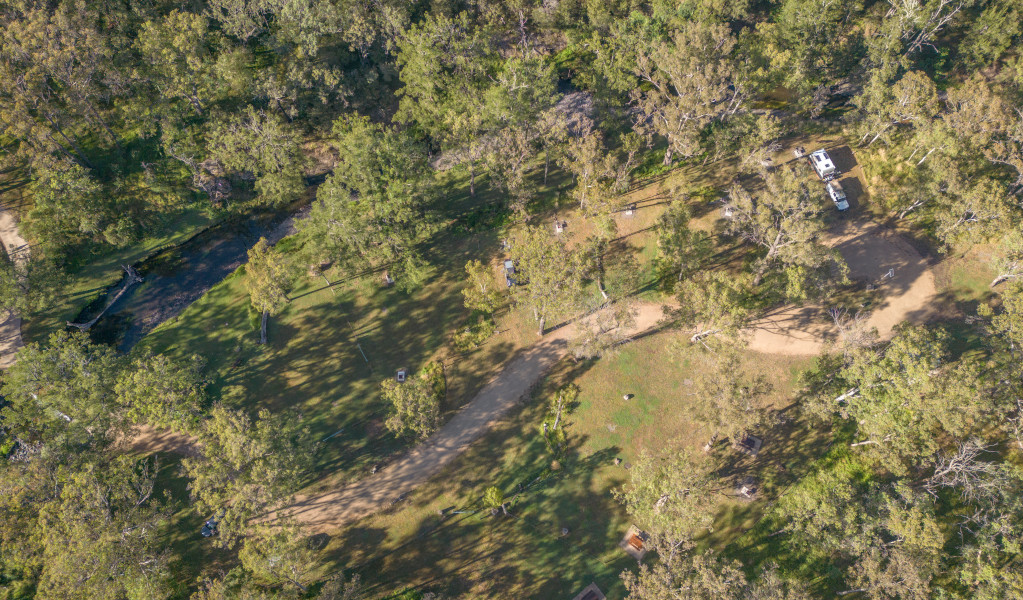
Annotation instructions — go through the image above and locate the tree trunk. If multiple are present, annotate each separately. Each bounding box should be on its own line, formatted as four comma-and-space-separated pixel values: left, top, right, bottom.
991, 273, 1019, 288
259, 309, 269, 344
66, 265, 143, 331
544, 148, 550, 185
469, 161, 476, 197
597, 250, 609, 300
662, 146, 673, 166
85, 100, 121, 150
537, 314, 546, 336
752, 265, 766, 287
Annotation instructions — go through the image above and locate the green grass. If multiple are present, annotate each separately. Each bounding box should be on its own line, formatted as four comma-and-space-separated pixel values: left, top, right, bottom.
24, 205, 214, 343
314, 331, 817, 598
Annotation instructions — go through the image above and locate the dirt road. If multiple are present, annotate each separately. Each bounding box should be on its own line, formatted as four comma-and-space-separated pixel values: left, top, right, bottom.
746, 218, 938, 355
0, 206, 28, 368
278, 302, 667, 532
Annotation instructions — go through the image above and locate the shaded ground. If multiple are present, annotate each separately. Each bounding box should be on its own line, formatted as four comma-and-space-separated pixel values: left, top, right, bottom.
102, 207, 309, 351
277, 302, 667, 532
0, 203, 28, 367
746, 142, 939, 355
746, 217, 939, 355
127, 424, 199, 457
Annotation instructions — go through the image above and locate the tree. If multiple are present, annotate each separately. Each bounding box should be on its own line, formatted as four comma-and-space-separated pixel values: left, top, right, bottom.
673, 270, 753, 344
539, 384, 579, 456
246, 237, 291, 344
302, 115, 433, 285
570, 301, 638, 360
1, 331, 125, 451
631, 21, 743, 165
654, 199, 712, 288
990, 230, 1023, 288
688, 351, 773, 448
853, 70, 940, 146
135, 10, 223, 118
115, 352, 207, 432
614, 448, 718, 557
0, 253, 64, 317
382, 362, 445, 441
182, 405, 313, 547
461, 260, 500, 314
510, 226, 585, 335
315, 573, 365, 600
624, 554, 810, 600
207, 107, 305, 207
482, 486, 508, 516
726, 168, 837, 288
394, 11, 498, 187
32, 456, 175, 600
239, 522, 318, 593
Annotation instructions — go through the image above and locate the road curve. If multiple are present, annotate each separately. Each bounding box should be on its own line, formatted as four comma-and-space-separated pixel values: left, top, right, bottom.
277, 302, 668, 533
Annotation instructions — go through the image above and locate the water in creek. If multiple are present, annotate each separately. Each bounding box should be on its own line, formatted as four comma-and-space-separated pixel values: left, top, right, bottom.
83, 206, 309, 353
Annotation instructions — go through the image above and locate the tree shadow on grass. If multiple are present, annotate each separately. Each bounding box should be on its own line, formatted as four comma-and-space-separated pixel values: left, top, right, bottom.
312, 354, 653, 598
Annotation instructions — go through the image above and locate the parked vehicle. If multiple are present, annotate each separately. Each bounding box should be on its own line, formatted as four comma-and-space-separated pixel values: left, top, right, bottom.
809, 149, 839, 181
826, 180, 850, 211
503, 259, 517, 287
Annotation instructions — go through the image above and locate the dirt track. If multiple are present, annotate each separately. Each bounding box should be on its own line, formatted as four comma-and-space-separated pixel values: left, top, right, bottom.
0, 206, 28, 368
747, 218, 938, 355
275, 302, 667, 532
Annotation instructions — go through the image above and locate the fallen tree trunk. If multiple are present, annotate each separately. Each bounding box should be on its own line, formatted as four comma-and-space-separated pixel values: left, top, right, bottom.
67, 265, 143, 331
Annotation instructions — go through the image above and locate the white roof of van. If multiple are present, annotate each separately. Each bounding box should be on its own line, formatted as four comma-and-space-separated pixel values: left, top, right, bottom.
810, 150, 835, 170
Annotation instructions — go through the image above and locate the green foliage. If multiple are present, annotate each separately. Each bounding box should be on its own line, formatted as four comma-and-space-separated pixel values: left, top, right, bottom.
302, 114, 433, 274
461, 259, 500, 314
540, 384, 579, 457
382, 363, 445, 442
207, 107, 305, 208
182, 404, 314, 547
654, 199, 712, 289
510, 225, 586, 335
452, 314, 496, 352
614, 447, 717, 552
245, 237, 292, 317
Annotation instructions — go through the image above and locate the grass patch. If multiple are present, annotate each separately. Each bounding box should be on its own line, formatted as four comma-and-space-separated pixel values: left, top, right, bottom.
313, 330, 816, 598
24, 204, 214, 343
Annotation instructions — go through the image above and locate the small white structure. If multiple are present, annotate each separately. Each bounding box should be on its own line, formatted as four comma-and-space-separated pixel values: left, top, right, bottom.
793, 146, 806, 158
736, 476, 758, 499
826, 180, 849, 211
382, 271, 395, 286
809, 149, 838, 180
395, 368, 408, 383
554, 219, 565, 233
624, 203, 637, 217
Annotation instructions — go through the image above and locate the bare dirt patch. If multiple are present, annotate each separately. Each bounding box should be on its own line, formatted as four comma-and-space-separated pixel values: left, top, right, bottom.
126, 425, 200, 457
276, 302, 668, 532
0, 205, 28, 368
746, 218, 939, 355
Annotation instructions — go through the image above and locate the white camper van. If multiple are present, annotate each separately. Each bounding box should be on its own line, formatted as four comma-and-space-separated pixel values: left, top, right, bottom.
809, 149, 838, 181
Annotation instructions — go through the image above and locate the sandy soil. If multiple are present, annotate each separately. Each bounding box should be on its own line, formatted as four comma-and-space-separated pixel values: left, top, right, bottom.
746, 217, 938, 355
126, 424, 199, 457
0, 206, 28, 368
276, 302, 668, 532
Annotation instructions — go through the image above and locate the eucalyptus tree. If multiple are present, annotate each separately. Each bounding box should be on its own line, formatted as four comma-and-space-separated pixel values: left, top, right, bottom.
630, 20, 744, 165
302, 114, 434, 289
726, 167, 836, 289
509, 225, 586, 336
